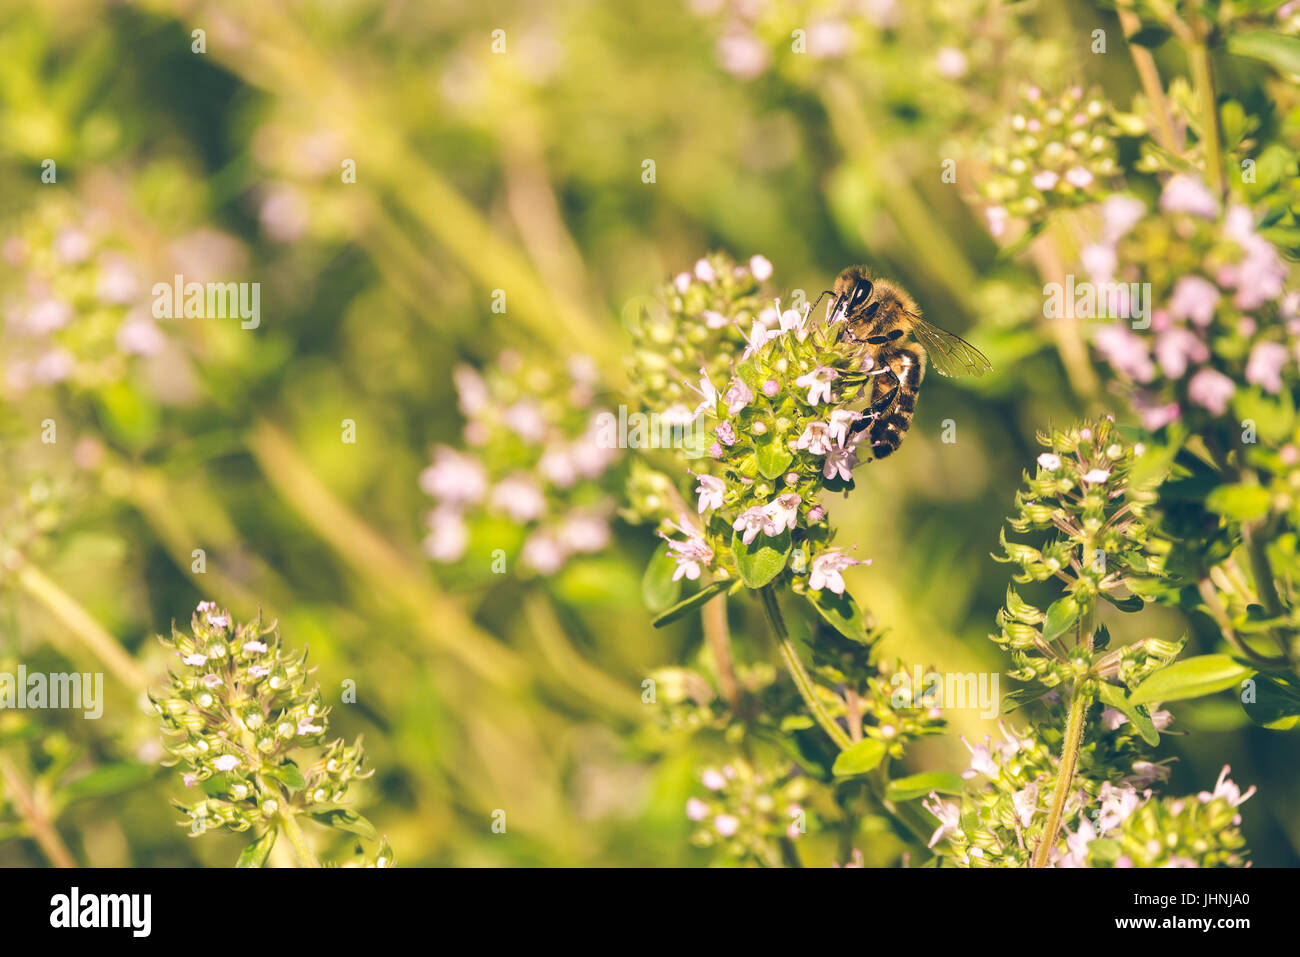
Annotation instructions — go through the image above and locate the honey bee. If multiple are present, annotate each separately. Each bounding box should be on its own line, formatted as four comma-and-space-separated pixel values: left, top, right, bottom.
814, 265, 992, 459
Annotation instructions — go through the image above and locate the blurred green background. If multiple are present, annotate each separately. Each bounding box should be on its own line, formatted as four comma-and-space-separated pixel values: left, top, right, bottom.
0, 0, 1296, 866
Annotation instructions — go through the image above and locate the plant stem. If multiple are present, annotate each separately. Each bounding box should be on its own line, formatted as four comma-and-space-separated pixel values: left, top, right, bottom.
758, 586, 852, 751
0, 753, 76, 868
1118, 5, 1179, 152
702, 591, 740, 710
14, 562, 148, 693
1187, 15, 1225, 197
278, 806, 321, 868
1031, 684, 1091, 868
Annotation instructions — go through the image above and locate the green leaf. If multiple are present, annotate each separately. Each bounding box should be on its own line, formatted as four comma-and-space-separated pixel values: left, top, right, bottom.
1101, 591, 1144, 613
1241, 674, 1300, 731
1128, 25, 1172, 49
265, 761, 307, 790
1042, 595, 1080, 642
885, 771, 964, 802
805, 587, 871, 644
236, 828, 278, 868
1206, 484, 1272, 522
651, 579, 730, 628
1001, 680, 1054, 713
1130, 654, 1256, 705
831, 738, 887, 777
1232, 387, 1296, 445
308, 808, 379, 842
1098, 682, 1160, 746
1227, 31, 1300, 76
641, 548, 683, 613
56, 762, 152, 807
779, 715, 815, 732
732, 528, 792, 589
755, 439, 794, 479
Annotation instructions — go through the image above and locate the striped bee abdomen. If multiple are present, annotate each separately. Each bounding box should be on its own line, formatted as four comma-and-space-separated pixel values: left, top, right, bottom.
868, 346, 925, 458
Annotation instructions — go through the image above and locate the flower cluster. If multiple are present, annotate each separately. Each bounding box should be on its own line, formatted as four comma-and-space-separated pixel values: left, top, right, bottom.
685, 757, 811, 867
1087, 176, 1295, 431
979, 85, 1129, 236
154, 604, 382, 864
993, 419, 1175, 688
624, 251, 773, 425
1, 193, 165, 397
926, 700, 1252, 867
653, 276, 882, 597
419, 351, 619, 575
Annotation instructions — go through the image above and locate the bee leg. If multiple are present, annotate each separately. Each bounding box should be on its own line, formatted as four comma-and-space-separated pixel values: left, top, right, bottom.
850, 369, 900, 437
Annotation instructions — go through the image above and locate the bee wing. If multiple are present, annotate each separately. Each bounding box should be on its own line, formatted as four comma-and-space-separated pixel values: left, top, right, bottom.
909, 316, 993, 378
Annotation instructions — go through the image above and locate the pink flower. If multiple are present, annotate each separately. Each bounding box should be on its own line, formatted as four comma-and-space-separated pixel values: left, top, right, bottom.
1223, 206, 1288, 309
1032, 170, 1059, 191
1093, 325, 1155, 382
1246, 342, 1289, 394
702, 309, 730, 329
828, 409, 864, 447
1064, 166, 1094, 189
922, 793, 960, 849
1168, 276, 1220, 327
935, 46, 968, 79
808, 20, 852, 58
796, 421, 834, 455
694, 474, 725, 513
489, 473, 547, 523
1101, 195, 1146, 242
421, 447, 488, 505
1132, 391, 1181, 430
702, 768, 726, 791
808, 549, 864, 594
662, 531, 713, 581
694, 258, 716, 283
984, 205, 1009, 238
1154, 328, 1209, 378
749, 255, 773, 281
763, 493, 801, 535
724, 377, 753, 414
1160, 174, 1218, 219
1187, 368, 1236, 415
1197, 765, 1256, 823
1081, 243, 1116, 282
1037, 453, 1061, 471
717, 32, 769, 79
761, 379, 780, 397
423, 507, 469, 562
1012, 784, 1038, 828
713, 814, 740, 837
685, 798, 708, 821
714, 421, 736, 446
795, 366, 838, 405
823, 443, 859, 480
522, 531, 568, 574
732, 506, 767, 545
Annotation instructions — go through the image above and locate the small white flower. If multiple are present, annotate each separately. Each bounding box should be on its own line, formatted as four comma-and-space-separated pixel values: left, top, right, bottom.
694, 474, 725, 513
748, 255, 773, 281
1081, 468, 1111, 484
1037, 453, 1062, 471
762, 493, 801, 536
183, 653, 208, 666
808, 549, 864, 595
242, 641, 268, 654
213, 755, 240, 772
795, 366, 838, 405
732, 506, 767, 546
796, 421, 834, 455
